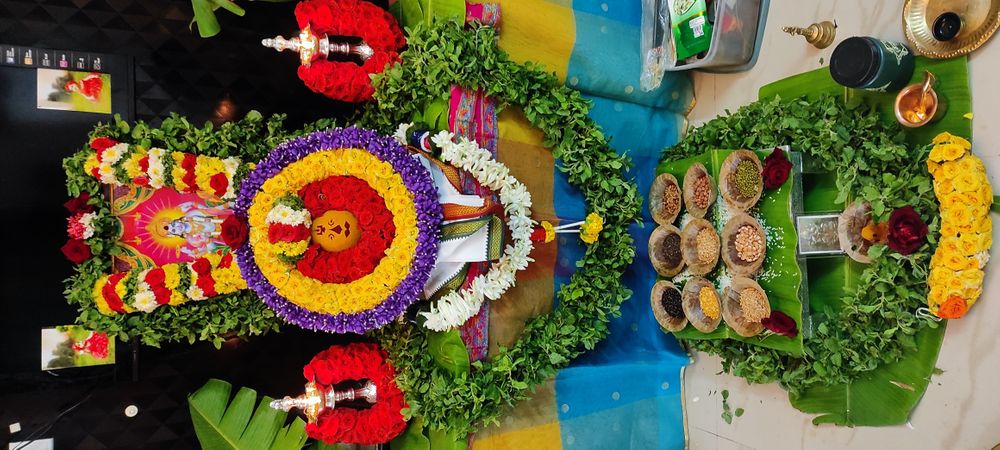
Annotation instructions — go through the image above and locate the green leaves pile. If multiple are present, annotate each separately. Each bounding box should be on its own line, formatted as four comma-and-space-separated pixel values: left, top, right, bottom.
63, 112, 335, 348
362, 20, 641, 434
664, 95, 940, 396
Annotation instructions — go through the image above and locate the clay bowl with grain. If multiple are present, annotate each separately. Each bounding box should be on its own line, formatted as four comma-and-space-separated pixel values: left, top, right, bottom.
680, 218, 719, 276
721, 277, 770, 337
651, 280, 688, 332
650, 173, 683, 225
681, 276, 722, 333
721, 213, 767, 277
683, 163, 716, 219
719, 150, 763, 211
649, 224, 685, 277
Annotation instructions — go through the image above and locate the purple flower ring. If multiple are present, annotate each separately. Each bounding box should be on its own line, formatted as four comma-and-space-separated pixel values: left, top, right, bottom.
234, 127, 442, 333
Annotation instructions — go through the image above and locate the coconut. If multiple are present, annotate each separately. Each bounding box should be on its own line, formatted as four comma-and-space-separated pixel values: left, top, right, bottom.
721, 213, 767, 277
719, 150, 763, 211
650, 173, 683, 225
682, 163, 717, 219
651, 280, 688, 332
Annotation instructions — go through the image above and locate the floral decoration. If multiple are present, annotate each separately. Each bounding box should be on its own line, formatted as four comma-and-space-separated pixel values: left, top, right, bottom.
302, 343, 407, 444
72, 331, 110, 359
886, 206, 928, 255
294, 0, 405, 103
82, 137, 243, 200
92, 251, 246, 315
580, 213, 604, 244
762, 147, 793, 189
926, 132, 993, 319
761, 311, 797, 337
220, 215, 249, 249
418, 131, 535, 331
296, 176, 396, 283
61, 239, 92, 265
265, 193, 313, 263
235, 127, 441, 334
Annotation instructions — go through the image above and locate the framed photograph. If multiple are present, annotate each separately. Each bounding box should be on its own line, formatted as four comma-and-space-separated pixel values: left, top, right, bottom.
36, 68, 111, 114
40, 326, 115, 370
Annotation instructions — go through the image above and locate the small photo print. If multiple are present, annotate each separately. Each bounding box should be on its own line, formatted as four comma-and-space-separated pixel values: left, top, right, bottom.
40, 326, 115, 370
36, 68, 111, 114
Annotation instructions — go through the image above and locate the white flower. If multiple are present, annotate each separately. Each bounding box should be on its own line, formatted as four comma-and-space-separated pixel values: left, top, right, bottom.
133, 291, 159, 313
421, 132, 538, 331
98, 163, 120, 185
393, 123, 414, 145
79, 212, 97, 239
265, 204, 307, 226
186, 283, 206, 301
102, 143, 127, 165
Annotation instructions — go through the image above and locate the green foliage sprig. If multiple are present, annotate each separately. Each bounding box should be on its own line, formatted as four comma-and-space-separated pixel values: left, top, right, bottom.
664, 95, 939, 396
363, 20, 641, 434
63, 112, 336, 348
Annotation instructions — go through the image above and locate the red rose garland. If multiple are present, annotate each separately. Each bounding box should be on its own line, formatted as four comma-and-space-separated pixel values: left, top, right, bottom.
296, 176, 396, 283
302, 343, 407, 445
294, 0, 405, 102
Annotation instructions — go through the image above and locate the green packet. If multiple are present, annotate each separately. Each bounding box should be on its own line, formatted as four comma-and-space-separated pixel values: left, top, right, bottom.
669, 0, 713, 61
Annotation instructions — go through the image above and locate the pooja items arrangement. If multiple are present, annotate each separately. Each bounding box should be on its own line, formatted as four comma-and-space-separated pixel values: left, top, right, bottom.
903, 0, 1000, 59
648, 146, 797, 345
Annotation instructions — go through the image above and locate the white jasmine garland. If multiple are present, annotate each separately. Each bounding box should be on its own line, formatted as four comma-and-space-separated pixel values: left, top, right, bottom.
265, 204, 310, 226
420, 130, 536, 331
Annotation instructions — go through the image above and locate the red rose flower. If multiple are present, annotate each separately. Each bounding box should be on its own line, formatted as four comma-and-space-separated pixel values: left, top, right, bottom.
192, 257, 212, 275
64, 193, 94, 214
61, 239, 92, 264
145, 267, 166, 287
196, 273, 218, 297
138, 156, 150, 172
762, 147, 793, 190
219, 252, 234, 269
102, 273, 128, 313
133, 176, 150, 187
181, 154, 197, 170
210, 173, 229, 197
887, 206, 928, 255
89, 137, 117, 151
221, 215, 249, 248
761, 311, 797, 337
153, 286, 172, 304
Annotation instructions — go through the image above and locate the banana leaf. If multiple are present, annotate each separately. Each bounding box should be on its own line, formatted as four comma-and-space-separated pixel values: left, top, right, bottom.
758, 55, 969, 426
188, 379, 309, 450
758, 56, 972, 142
656, 149, 804, 355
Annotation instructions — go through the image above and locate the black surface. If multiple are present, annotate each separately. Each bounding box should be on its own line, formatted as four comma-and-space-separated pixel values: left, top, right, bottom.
0, 0, 379, 448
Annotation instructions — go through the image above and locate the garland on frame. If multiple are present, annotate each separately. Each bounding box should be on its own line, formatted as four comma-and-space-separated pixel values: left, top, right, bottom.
663, 94, 941, 396
63, 112, 336, 348
361, 20, 642, 435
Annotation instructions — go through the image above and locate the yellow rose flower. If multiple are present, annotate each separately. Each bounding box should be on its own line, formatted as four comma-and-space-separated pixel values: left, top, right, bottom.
934, 177, 955, 196
942, 251, 968, 271
939, 221, 958, 237
927, 286, 945, 307
952, 171, 981, 193
938, 161, 960, 180
959, 269, 984, 287
977, 215, 992, 234
926, 160, 940, 176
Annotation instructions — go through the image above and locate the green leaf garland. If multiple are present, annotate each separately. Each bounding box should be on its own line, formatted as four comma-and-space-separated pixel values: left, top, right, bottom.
362, 20, 641, 435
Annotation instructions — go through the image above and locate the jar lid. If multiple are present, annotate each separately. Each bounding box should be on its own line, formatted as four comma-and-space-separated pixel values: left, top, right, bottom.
830, 37, 879, 88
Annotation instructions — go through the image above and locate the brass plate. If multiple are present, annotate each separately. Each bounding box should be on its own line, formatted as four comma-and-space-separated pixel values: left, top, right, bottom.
903, 0, 1000, 58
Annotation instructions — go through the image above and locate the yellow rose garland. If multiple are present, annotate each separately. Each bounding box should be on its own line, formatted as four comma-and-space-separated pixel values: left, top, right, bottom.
247, 148, 419, 315
926, 132, 993, 319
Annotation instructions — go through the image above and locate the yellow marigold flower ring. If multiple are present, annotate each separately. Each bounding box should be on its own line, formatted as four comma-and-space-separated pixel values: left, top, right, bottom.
234, 128, 442, 334
926, 132, 993, 319
247, 151, 415, 314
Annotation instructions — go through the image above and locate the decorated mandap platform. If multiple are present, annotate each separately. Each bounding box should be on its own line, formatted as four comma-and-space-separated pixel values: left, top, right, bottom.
51, 0, 1000, 449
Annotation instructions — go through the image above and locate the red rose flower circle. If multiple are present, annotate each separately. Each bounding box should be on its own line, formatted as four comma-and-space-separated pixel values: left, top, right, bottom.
296, 176, 396, 283
302, 343, 408, 445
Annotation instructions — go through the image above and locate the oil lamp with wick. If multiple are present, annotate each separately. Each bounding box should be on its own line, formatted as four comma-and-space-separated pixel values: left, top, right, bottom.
261, 25, 374, 66
270, 379, 378, 422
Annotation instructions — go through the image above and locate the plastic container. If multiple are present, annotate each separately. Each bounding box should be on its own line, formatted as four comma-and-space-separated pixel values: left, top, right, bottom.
663, 0, 769, 73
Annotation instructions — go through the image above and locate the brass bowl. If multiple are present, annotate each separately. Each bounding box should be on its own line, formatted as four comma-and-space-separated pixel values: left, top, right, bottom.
903, 0, 1000, 58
